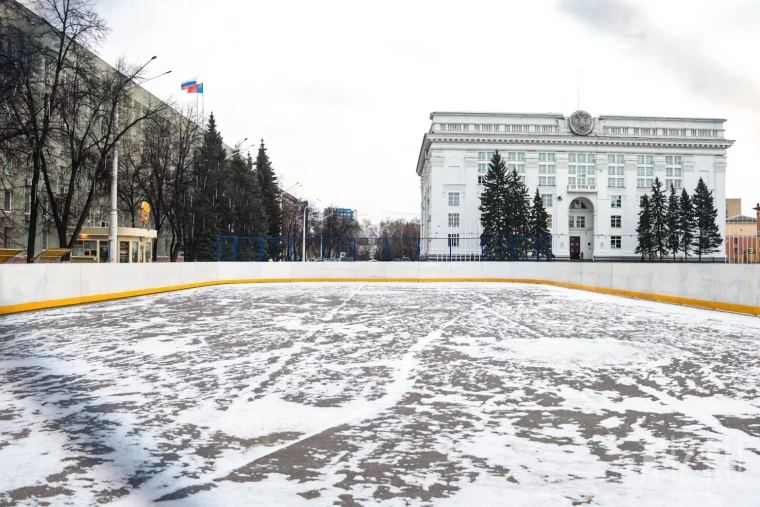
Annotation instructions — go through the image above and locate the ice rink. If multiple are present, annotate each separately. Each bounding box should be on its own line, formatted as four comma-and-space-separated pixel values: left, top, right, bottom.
1, 283, 760, 506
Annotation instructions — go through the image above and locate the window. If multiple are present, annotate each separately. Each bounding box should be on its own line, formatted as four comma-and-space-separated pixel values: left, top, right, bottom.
640, 196, 647, 207
477, 151, 495, 162
665, 155, 683, 189
607, 154, 625, 188
568, 216, 574, 228
507, 125, 526, 133
568, 153, 596, 187
448, 213, 460, 227
448, 192, 460, 206
611, 195, 622, 208
2, 156, 10, 176
611, 236, 622, 249
42, 228, 48, 250
636, 155, 654, 188
478, 163, 488, 173
611, 216, 621, 228
442, 123, 464, 131
547, 215, 552, 228
540, 125, 557, 133
640, 128, 652, 135
447, 233, 459, 247
633, 128, 640, 135
507, 152, 525, 179
569, 216, 585, 228
541, 194, 553, 207
606, 127, 623, 134
477, 175, 485, 185
475, 124, 494, 132
538, 153, 556, 186
570, 199, 588, 209
3, 190, 10, 211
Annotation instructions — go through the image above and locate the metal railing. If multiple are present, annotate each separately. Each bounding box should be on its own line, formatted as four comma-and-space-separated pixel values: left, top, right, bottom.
215, 236, 554, 262
725, 234, 759, 264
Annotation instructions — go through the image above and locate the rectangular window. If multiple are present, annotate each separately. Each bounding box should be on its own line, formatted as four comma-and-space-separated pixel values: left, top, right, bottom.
611, 236, 622, 249
42, 228, 48, 250
568, 153, 596, 187
611, 195, 622, 208
538, 153, 556, 186
447, 233, 459, 247
547, 215, 552, 228
2, 156, 11, 176
448, 192, 460, 206
477, 151, 495, 162
607, 154, 625, 188
568, 216, 574, 228
443, 123, 464, 131
633, 128, 640, 135
541, 194, 553, 207
477, 175, 485, 185
611, 216, 622, 228
475, 124, 494, 132
3, 190, 10, 211
448, 213, 460, 227
665, 155, 683, 190
507, 152, 526, 178
477, 163, 487, 173
640, 128, 652, 135
576, 216, 585, 228
636, 154, 654, 188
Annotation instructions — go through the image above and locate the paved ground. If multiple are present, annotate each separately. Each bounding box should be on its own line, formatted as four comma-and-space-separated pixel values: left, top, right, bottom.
1, 283, 760, 506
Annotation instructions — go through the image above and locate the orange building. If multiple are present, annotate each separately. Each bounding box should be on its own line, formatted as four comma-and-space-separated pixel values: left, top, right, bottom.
725, 199, 759, 263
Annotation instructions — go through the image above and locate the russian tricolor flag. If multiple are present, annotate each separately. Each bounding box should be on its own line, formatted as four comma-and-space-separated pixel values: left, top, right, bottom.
181, 79, 204, 94
181, 79, 196, 91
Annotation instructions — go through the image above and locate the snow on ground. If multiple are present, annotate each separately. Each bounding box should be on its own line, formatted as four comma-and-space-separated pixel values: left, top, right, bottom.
1, 283, 760, 506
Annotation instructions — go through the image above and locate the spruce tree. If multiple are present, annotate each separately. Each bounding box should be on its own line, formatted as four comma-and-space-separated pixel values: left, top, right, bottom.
678, 189, 695, 260
509, 169, 531, 259
650, 177, 668, 260
187, 112, 227, 262
692, 177, 722, 261
664, 184, 681, 260
255, 139, 281, 260
635, 194, 654, 261
530, 189, 551, 258
479, 151, 510, 260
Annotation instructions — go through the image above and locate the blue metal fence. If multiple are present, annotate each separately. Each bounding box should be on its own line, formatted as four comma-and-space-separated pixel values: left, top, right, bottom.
216, 236, 553, 262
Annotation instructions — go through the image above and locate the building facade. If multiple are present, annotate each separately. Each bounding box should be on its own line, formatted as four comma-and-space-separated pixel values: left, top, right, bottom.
416, 111, 733, 260
725, 198, 759, 264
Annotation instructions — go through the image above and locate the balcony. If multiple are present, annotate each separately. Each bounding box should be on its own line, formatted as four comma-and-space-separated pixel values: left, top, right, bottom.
567, 184, 597, 192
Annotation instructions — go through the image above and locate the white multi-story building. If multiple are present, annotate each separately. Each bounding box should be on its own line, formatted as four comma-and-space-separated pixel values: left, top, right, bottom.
416, 111, 733, 260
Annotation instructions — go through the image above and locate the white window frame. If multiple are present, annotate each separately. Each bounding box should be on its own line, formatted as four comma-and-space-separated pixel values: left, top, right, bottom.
636, 154, 654, 188
611, 236, 622, 249
568, 153, 596, 187
541, 194, 553, 208
447, 233, 459, 247
607, 154, 625, 188
448, 192, 460, 206
610, 195, 622, 208
665, 155, 683, 190
538, 153, 556, 186
611, 215, 622, 228
448, 213, 460, 228
507, 152, 526, 178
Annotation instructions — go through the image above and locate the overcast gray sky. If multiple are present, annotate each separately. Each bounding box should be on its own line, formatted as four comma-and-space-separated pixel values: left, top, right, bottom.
94, 0, 760, 222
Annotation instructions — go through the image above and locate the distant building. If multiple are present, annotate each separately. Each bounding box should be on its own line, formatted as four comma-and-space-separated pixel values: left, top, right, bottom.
416, 111, 733, 260
725, 198, 759, 263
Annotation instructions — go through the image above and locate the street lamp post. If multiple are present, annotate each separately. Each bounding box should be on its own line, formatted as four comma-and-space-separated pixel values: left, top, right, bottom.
109, 58, 170, 263
301, 199, 320, 262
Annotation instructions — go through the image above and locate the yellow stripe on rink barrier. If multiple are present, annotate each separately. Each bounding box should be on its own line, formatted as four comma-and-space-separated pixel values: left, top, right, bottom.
1, 277, 758, 317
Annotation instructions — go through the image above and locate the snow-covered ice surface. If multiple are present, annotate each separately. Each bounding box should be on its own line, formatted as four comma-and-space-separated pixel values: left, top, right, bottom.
2, 283, 760, 506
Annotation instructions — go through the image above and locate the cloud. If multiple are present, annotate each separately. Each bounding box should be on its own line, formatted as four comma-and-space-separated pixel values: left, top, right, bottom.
559, 0, 760, 117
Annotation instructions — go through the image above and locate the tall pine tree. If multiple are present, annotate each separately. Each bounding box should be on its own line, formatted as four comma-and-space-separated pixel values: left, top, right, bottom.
479, 151, 510, 260
530, 189, 551, 259
650, 177, 668, 260
255, 139, 281, 260
509, 169, 531, 259
636, 194, 654, 261
664, 184, 681, 260
692, 177, 722, 261
678, 189, 695, 260
187, 112, 227, 262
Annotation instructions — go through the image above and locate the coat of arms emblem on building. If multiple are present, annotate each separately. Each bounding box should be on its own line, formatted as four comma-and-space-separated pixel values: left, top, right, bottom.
569, 110, 594, 136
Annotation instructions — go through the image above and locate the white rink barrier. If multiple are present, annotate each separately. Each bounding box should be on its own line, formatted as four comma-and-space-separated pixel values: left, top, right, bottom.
1, 262, 758, 316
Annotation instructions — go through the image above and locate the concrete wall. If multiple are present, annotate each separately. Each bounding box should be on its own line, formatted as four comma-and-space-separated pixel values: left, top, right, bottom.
1, 262, 759, 315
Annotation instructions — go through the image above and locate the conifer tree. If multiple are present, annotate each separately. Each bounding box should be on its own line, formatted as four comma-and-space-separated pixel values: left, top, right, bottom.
509, 169, 531, 259
678, 189, 695, 260
530, 189, 551, 258
255, 139, 281, 259
650, 177, 668, 260
479, 151, 510, 260
664, 184, 681, 260
692, 177, 722, 261
636, 194, 654, 261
